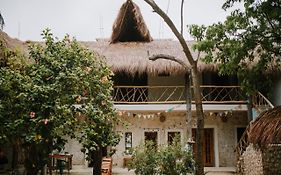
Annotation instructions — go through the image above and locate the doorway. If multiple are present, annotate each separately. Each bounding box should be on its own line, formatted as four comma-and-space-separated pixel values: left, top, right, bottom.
192, 128, 215, 167
236, 127, 246, 143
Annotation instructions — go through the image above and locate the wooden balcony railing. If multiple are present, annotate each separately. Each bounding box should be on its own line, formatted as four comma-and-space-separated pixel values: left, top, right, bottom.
252, 91, 274, 110
113, 85, 247, 104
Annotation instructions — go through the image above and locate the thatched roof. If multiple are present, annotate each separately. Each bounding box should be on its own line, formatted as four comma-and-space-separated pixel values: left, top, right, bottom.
0, 31, 216, 75
248, 106, 281, 148
82, 39, 216, 76
0, 31, 28, 52
110, 0, 152, 43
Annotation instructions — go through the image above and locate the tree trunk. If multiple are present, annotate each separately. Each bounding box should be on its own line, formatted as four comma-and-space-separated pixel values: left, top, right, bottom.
191, 65, 204, 175
185, 72, 192, 140
144, 1, 205, 174
92, 148, 102, 175
12, 145, 18, 170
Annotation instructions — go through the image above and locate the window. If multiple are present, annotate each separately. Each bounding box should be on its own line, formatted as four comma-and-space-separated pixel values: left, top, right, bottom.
144, 131, 158, 148
167, 132, 181, 145
125, 132, 132, 151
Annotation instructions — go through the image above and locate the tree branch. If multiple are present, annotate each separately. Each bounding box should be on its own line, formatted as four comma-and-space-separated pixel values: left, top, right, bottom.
181, 0, 184, 35
144, 0, 195, 66
149, 54, 190, 70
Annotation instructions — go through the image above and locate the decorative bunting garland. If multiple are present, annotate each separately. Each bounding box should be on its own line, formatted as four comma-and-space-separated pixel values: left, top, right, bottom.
118, 104, 244, 120
208, 104, 244, 120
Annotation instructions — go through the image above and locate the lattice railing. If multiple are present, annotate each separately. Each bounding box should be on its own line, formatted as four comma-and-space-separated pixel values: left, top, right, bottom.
113, 85, 247, 104
201, 86, 246, 103
252, 91, 274, 111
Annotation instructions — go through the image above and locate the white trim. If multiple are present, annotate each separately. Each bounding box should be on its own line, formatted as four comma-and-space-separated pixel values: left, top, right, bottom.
114, 104, 247, 112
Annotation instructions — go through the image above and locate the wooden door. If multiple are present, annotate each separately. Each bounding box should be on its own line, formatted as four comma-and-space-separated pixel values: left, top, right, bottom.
192, 128, 215, 167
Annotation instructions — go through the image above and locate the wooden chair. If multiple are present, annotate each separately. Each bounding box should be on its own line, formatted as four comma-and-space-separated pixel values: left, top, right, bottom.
101, 157, 112, 175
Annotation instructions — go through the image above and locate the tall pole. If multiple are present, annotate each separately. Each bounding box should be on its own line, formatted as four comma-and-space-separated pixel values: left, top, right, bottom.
247, 95, 253, 122
185, 71, 192, 140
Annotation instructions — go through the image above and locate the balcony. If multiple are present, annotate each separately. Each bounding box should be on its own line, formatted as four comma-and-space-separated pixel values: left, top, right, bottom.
113, 85, 273, 112
113, 85, 247, 104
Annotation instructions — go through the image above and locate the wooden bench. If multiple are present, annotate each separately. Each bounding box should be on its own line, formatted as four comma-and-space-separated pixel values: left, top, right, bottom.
101, 157, 112, 175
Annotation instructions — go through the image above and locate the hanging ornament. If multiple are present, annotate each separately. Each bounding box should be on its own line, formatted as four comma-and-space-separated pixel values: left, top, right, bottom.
159, 114, 166, 122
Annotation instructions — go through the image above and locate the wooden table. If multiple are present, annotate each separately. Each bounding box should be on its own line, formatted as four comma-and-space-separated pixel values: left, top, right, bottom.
48, 154, 73, 175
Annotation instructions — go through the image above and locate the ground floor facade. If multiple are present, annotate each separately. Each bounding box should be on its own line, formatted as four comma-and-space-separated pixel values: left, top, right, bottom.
112, 110, 248, 167
64, 108, 248, 168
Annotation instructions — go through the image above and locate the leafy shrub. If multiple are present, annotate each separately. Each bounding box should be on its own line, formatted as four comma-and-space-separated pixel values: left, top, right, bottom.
129, 138, 194, 175
129, 141, 159, 175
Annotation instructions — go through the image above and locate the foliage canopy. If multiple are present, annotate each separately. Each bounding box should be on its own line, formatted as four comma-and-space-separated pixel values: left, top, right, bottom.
190, 0, 281, 94
0, 29, 120, 174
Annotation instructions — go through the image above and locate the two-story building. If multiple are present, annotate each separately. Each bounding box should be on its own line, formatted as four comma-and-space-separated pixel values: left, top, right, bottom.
64, 0, 273, 168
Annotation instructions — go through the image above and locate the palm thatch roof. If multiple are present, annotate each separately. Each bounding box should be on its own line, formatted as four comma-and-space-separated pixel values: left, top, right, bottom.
248, 106, 281, 148
0, 31, 29, 67
110, 0, 152, 43
0, 31, 28, 51
82, 39, 216, 76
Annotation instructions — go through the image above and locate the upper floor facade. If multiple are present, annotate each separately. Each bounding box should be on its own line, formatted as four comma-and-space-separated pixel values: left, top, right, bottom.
111, 71, 273, 113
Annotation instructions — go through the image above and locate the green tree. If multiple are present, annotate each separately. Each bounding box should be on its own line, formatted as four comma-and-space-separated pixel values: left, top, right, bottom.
0, 37, 29, 170
0, 29, 120, 174
191, 0, 281, 94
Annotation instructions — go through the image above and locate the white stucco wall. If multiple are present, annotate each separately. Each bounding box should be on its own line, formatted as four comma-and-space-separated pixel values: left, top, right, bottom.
64, 138, 86, 165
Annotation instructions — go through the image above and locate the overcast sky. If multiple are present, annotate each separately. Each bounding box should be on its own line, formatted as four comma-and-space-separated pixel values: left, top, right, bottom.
1, 0, 231, 41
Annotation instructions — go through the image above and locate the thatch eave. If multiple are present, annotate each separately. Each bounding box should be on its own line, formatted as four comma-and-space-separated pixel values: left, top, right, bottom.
0, 31, 28, 53
82, 39, 217, 76
248, 106, 281, 149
